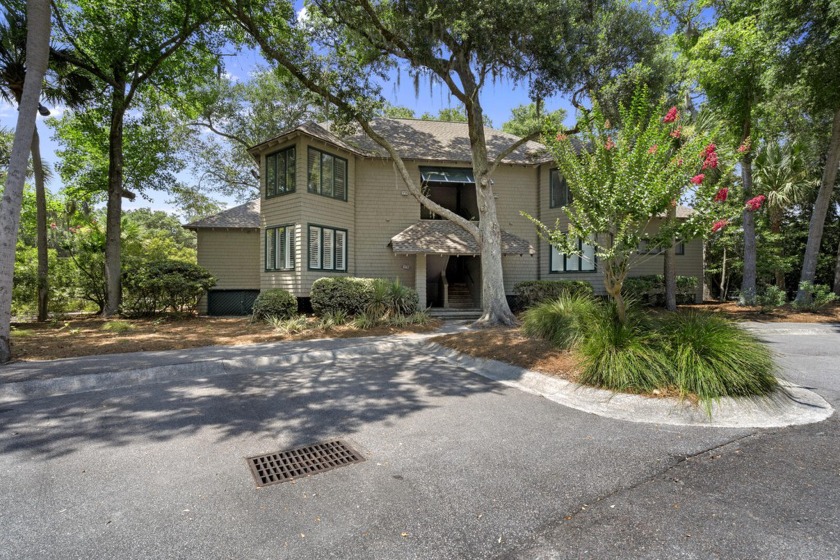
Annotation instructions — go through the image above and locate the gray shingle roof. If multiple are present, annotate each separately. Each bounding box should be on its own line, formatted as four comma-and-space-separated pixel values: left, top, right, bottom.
183, 199, 260, 230
390, 220, 535, 256
249, 118, 552, 165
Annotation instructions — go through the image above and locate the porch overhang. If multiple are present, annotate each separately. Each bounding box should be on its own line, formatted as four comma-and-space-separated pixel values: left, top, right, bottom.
389, 220, 535, 256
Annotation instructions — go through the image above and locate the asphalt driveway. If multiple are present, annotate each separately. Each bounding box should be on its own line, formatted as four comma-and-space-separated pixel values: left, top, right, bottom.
0, 323, 837, 559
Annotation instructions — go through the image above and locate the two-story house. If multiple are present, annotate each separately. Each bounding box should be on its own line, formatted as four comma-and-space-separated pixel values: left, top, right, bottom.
184, 118, 704, 315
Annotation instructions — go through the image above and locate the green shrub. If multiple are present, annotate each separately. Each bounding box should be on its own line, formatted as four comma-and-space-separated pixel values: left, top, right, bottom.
577, 304, 671, 393
311, 277, 419, 317
251, 289, 298, 321
792, 281, 838, 312
122, 260, 216, 316
756, 285, 787, 313
352, 311, 379, 329
512, 280, 594, 309
659, 311, 777, 407
521, 293, 598, 350
622, 275, 698, 307
311, 277, 376, 315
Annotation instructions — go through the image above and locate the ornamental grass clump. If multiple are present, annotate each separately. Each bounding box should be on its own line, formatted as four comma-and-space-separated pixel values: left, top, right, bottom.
659, 311, 777, 407
576, 304, 671, 393
521, 293, 599, 350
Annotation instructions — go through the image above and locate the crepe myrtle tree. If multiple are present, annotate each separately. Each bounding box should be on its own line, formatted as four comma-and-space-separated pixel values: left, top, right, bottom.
524, 90, 744, 324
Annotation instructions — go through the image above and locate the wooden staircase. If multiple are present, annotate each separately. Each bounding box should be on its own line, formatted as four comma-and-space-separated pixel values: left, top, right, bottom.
446, 282, 475, 309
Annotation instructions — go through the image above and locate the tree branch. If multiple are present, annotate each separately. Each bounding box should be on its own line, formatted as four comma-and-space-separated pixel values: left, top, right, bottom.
489, 125, 578, 175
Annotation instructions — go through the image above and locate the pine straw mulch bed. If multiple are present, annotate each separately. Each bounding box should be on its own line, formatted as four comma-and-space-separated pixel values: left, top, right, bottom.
9, 315, 441, 362
680, 301, 840, 323
430, 327, 582, 384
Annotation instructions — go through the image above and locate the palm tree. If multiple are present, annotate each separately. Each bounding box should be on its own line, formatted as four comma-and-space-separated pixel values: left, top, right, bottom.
0, 0, 50, 362
753, 139, 813, 289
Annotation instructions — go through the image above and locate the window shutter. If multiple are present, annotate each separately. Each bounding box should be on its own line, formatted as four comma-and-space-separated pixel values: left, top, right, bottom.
265, 228, 276, 270
322, 228, 334, 270
335, 230, 346, 271
308, 148, 320, 193
276, 227, 287, 269
286, 225, 295, 269
309, 226, 321, 269
334, 159, 346, 200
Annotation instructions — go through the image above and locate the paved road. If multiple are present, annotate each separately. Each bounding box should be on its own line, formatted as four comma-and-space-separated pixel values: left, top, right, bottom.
0, 324, 837, 559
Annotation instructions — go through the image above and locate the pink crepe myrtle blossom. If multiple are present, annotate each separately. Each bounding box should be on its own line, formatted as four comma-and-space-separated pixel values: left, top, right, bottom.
702, 143, 717, 156
702, 151, 719, 170
663, 106, 679, 123
604, 137, 615, 151
50, 222, 57, 229
745, 195, 766, 211
648, 145, 658, 154
690, 174, 705, 185
737, 138, 751, 154
556, 132, 568, 142
713, 188, 729, 203
670, 126, 682, 138
712, 219, 729, 233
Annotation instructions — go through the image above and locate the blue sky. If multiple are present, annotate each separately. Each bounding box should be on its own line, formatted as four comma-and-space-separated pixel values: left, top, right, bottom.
1, 45, 578, 217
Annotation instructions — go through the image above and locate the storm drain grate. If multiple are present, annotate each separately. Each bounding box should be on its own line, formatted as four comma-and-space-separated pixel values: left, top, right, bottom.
246, 440, 365, 487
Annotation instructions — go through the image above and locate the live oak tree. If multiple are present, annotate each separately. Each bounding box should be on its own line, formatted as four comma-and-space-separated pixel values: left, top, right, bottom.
0, 0, 49, 362
224, 0, 661, 326
50, 0, 220, 316
502, 103, 567, 139
182, 67, 322, 201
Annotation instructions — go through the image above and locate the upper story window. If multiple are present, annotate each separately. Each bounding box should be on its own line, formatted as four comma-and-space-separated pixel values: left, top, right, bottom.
549, 169, 572, 208
307, 147, 348, 201
265, 147, 296, 198
550, 238, 596, 273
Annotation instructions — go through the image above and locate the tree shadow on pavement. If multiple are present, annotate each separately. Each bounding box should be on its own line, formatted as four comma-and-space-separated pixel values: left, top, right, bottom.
0, 351, 501, 460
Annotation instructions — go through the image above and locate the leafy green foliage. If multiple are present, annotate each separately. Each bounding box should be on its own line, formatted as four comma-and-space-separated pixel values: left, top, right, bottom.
792, 281, 838, 312
521, 293, 598, 350
501, 103, 566, 138
512, 280, 594, 310
756, 285, 787, 313
122, 260, 216, 316
251, 289, 298, 321
310, 277, 419, 317
525, 86, 729, 321
622, 275, 698, 307
267, 314, 309, 334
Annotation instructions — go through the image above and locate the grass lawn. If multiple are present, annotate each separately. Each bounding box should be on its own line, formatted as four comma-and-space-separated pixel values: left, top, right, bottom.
9, 315, 441, 362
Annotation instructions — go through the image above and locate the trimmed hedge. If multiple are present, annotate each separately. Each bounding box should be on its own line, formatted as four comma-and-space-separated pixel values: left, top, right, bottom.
252, 289, 298, 321
122, 260, 216, 315
623, 275, 698, 307
513, 280, 595, 309
310, 277, 419, 317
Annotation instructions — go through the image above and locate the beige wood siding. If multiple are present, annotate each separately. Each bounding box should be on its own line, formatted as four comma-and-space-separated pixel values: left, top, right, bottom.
196, 229, 261, 313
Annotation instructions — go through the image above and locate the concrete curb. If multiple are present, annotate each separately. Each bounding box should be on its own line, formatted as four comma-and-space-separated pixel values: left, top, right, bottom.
420, 342, 835, 428
0, 339, 420, 404
2, 335, 834, 429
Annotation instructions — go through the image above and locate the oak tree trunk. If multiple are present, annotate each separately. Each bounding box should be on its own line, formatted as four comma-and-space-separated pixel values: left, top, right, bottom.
103, 85, 126, 317
32, 127, 48, 322
796, 108, 840, 304
0, 0, 50, 362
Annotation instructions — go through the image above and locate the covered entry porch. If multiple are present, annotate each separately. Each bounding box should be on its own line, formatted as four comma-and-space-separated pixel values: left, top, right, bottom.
390, 220, 534, 310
